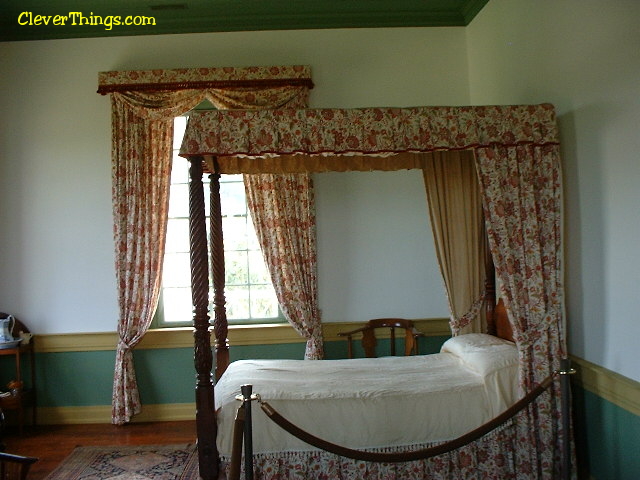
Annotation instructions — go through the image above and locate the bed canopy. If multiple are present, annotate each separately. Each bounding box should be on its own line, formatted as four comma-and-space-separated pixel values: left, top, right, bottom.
179, 102, 570, 479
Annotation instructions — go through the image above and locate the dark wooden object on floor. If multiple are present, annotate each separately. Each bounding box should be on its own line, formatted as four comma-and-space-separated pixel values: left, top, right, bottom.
0, 318, 36, 434
0, 452, 38, 480
338, 319, 425, 358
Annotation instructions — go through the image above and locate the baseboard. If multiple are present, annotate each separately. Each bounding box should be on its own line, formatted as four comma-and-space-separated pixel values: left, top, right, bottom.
570, 355, 640, 417
37, 403, 197, 425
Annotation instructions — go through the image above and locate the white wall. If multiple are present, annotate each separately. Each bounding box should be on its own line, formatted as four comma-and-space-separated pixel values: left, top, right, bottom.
466, 0, 640, 382
316, 171, 448, 322
0, 27, 468, 334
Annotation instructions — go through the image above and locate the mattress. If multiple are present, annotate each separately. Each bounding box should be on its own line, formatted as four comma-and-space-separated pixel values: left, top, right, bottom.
214, 333, 519, 458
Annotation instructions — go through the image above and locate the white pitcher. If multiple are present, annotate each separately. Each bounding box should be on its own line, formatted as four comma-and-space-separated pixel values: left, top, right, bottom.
0, 315, 15, 343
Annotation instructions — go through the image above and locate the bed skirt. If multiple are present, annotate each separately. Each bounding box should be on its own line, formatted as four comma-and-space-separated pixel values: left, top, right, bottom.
221, 419, 536, 480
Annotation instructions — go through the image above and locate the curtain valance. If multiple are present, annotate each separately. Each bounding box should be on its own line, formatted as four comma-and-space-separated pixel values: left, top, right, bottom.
97, 65, 313, 94
179, 104, 559, 159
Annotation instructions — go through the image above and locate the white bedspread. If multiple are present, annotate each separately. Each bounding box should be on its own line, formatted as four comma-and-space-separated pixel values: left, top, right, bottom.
214, 334, 519, 458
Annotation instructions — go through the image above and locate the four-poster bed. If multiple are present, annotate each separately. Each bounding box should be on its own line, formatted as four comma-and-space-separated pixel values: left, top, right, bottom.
178, 103, 571, 479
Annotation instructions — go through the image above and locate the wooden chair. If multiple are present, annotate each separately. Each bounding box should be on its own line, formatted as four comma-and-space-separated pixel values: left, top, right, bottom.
338, 319, 425, 358
0, 452, 38, 480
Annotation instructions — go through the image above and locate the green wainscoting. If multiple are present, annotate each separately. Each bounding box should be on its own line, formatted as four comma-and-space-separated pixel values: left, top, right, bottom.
27, 335, 447, 408
572, 385, 640, 480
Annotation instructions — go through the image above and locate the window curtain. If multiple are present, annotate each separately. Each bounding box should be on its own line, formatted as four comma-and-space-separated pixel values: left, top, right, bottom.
422, 150, 487, 335
101, 66, 313, 425
244, 173, 324, 358
475, 143, 570, 478
110, 91, 206, 426
201, 84, 323, 360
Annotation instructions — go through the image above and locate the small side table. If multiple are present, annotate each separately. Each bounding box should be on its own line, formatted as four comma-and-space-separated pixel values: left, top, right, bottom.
0, 339, 36, 434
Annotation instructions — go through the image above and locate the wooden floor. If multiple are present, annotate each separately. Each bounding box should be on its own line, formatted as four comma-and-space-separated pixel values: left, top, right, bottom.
2, 420, 197, 480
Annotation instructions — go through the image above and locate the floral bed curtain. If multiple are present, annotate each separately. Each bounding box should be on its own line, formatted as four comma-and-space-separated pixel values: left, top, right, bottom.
179, 103, 573, 478
475, 143, 568, 476
245, 173, 324, 359
99, 65, 313, 425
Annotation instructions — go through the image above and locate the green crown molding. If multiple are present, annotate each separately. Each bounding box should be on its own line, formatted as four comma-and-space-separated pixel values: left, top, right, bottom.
1, 0, 489, 42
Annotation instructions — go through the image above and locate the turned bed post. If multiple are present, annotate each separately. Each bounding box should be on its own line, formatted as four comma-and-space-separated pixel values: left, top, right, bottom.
188, 156, 218, 480
209, 158, 230, 379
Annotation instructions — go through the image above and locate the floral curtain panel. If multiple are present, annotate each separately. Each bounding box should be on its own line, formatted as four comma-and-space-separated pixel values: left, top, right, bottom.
178, 102, 572, 478
99, 65, 313, 425
475, 143, 568, 476
245, 173, 324, 359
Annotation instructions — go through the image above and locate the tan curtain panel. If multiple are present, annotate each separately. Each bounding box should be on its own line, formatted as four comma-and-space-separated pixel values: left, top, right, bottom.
422, 150, 487, 335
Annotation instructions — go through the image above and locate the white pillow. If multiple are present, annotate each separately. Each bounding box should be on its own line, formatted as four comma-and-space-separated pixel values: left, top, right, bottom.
441, 333, 518, 376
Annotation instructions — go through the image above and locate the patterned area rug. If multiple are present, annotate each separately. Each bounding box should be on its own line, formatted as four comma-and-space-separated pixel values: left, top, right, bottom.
44, 444, 200, 480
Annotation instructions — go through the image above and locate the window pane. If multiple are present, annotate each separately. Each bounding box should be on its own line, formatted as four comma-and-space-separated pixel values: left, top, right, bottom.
226, 286, 250, 319
225, 251, 248, 285
250, 285, 279, 318
222, 216, 248, 250
173, 116, 187, 149
163, 252, 191, 287
169, 184, 190, 218
158, 118, 282, 326
162, 287, 192, 323
165, 219, 190, 253
171, 153, 189, 183
220, 181, 246, 217
221, 174, 243, 182
248, 250, 270, 284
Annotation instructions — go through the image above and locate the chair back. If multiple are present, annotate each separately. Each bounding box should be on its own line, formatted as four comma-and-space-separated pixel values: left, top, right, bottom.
338, 318, 424, 358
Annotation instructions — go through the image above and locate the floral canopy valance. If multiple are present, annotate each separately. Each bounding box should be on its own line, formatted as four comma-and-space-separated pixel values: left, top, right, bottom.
179, 104, 559, 161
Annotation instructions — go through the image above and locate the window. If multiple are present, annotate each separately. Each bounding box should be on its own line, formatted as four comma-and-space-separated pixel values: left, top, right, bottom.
154, 116, 281, 327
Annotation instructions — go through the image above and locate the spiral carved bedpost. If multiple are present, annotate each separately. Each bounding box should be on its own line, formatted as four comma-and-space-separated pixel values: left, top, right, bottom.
209, 158, 230, 380
188, 156, 218, 480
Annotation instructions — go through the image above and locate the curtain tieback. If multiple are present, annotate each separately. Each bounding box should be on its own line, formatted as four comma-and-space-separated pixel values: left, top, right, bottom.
450, 290, 486, 332
514, 311, 557, 347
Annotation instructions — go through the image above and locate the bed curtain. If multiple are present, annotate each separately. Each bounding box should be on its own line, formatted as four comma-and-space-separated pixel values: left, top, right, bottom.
422, 150, 487, 335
